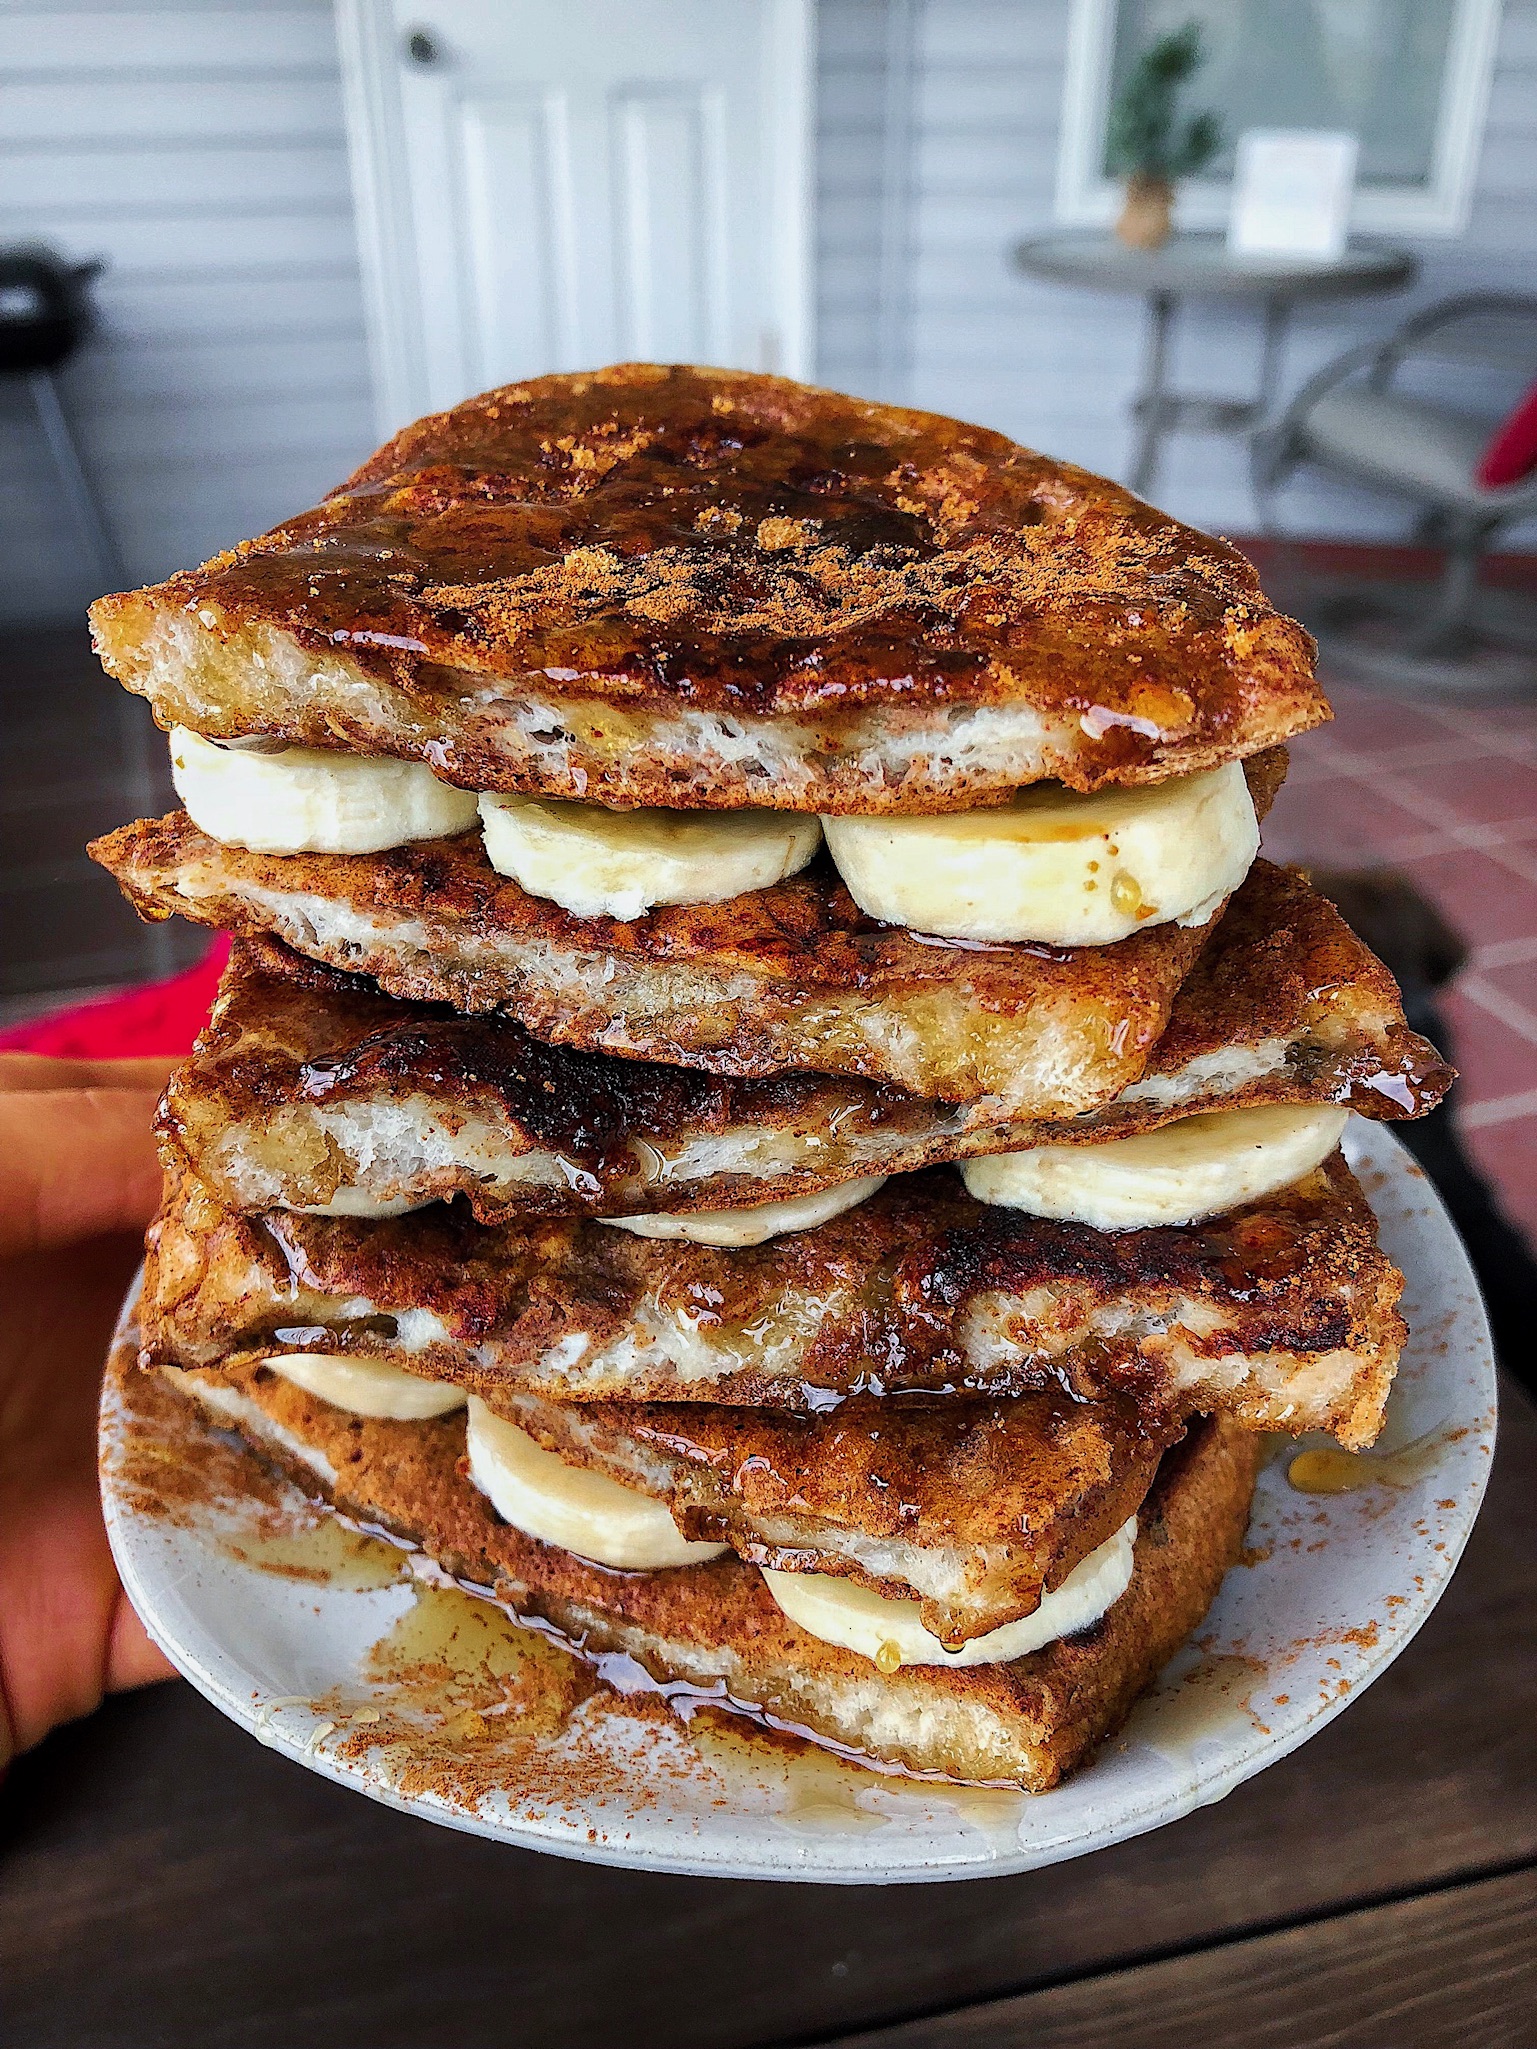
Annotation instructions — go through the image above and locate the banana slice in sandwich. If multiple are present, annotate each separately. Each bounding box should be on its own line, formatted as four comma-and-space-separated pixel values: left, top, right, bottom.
962, 1102, 1349, 1230
821, 760, 1258, 944
465, 1398, 727, 1569
478, 793, 822, 920
763, 1517, 1136, 1668
171, 727, 480, 854
598, 1175, 886, 1247
262, 1352, 466, 1419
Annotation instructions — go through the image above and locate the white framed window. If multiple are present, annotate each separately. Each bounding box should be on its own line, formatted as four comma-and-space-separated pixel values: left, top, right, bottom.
1055, 0, 1504, 237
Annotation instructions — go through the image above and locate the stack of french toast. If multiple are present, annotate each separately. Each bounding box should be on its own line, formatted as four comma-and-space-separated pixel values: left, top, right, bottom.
91, 365, 1450, 1790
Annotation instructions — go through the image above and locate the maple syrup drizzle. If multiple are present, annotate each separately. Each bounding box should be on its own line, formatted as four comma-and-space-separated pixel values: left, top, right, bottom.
1286, 1421, 1460, 1495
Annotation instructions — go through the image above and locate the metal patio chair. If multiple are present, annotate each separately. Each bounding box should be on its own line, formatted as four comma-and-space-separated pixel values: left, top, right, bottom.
1252, 293, 1537, 696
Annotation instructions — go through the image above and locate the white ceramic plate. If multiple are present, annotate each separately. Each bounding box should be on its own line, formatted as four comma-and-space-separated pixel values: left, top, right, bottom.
100, 1120, 1495, 1884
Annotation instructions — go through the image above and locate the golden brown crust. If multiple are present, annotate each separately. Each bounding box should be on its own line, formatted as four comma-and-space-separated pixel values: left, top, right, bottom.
488, 1386, 1181, 1641
89, 365, 1325, 813
142, 1154, 1407, 1446
90, 811, 1213, 1110
155, 1349, 1261, 1788
155, 860, 1451, 1221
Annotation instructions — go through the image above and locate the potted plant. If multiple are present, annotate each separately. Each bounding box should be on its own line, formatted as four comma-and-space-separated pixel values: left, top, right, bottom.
1105, 20, 1222, 250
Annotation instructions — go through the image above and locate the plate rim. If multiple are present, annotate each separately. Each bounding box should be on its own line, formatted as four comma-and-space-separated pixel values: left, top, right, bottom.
101, 1120, 1498, 1884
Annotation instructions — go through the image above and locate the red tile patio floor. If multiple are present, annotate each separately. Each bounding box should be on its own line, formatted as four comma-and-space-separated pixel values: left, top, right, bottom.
1265, 681, 1537, 1249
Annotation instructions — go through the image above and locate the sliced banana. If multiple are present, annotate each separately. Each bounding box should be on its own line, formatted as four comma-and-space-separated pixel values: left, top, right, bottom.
465, 1397, 727, 1570
821, 760, 1258, 944
962, 1102, 1349, 1230
478, 792, 822, 920
763, 1517, 1137, 1668
170, 725, 480, 854
261, 1352, 466, 1420
597, 1174, 886, 1248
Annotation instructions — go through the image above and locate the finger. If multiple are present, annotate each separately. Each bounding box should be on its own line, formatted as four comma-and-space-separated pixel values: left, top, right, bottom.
0, 1053, 177, 1097
0, 1510, 174, 1756
0, 1233, 167, 1754
0, 1480, 122, 1755
0, 1088, 166, 1256
106, 1591, 177, 1694
0, 1591, 173, 1772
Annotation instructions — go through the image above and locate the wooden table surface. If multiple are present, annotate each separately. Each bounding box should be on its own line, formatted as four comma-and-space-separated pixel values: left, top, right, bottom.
4, 1379, 1535, 2049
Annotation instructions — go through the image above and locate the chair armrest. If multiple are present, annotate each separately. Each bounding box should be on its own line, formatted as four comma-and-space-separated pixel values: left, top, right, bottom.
1367, 292, 1537, 390
1263, 338, 1387, 457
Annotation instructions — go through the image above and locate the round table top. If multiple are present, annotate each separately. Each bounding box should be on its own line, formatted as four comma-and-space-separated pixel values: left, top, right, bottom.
1012, 230, 1418, 301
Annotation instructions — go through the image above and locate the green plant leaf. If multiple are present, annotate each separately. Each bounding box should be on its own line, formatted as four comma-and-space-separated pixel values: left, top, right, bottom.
1105, 18, 1220, 181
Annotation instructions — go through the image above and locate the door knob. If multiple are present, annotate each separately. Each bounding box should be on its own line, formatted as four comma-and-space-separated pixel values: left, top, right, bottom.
403, 26, 441, 66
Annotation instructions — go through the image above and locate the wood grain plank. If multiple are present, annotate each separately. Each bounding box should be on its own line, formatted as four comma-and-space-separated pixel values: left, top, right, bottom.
0, 209, 362, 278
918, 0, 1068, 67
96, 274, 366, 335
823, 1866, 1537, 2049
0, 10, 336, 73
0, 76, 345, 145
1, 1379, 1533, 2049
66, 338, 370, 405
0, 141, 352, 213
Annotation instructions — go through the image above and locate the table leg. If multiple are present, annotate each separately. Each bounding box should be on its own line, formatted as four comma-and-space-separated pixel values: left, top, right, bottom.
1128, 291, 1173, 497
1257, 295, 1289, 419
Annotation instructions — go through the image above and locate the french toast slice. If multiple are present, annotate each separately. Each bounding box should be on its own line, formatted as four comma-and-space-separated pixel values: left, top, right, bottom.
89, 363, 1324, 816
156, 860, 1450, 1222
472, 1385, 1181, 1645
90, 756, 1285, 1114
144, 1348, 1260, 1790
142, 1153, 1406, 1447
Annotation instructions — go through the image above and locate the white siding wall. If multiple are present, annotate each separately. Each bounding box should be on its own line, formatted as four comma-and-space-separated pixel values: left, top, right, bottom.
0, 0, 374, 622
3, 0, 1536, 626
820, 0, 1537, 543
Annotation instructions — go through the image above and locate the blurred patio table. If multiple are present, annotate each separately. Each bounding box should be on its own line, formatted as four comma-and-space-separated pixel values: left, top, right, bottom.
3, 1375, 1535, 2046
1012, 230, 1417, 497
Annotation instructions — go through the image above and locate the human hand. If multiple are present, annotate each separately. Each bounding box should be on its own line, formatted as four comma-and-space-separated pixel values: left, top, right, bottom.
0, 1054, 180, 1767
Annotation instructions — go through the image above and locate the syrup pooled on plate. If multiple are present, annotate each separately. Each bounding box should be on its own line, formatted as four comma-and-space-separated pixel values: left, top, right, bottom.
1286, 1421, 1466, 1495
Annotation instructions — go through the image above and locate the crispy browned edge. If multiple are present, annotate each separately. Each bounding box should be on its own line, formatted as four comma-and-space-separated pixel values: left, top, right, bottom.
89, 363, 1325, 811
482, 1385, 1181, 1638
87, 816, 1208, 1103
132, 1337, 1261, 1789
87, 755, 1288, 1109
153, 854, 1453, 1222
139, 1155, 1407, 1449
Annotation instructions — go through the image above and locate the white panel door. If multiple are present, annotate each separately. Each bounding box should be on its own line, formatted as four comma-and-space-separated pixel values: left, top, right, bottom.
337, 0, 814, 433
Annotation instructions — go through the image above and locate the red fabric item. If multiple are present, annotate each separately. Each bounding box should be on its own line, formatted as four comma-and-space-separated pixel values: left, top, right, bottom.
1477, 378, 1537, 488
0, 936, 230, 1059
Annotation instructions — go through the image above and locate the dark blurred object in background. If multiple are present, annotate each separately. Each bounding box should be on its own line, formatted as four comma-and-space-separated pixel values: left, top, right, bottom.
0, 250, 169, 1012
0, 246, 102, 373
0, 627, 194, 1022
1314, 866, 1537, 1399
0, 243, 123, 593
